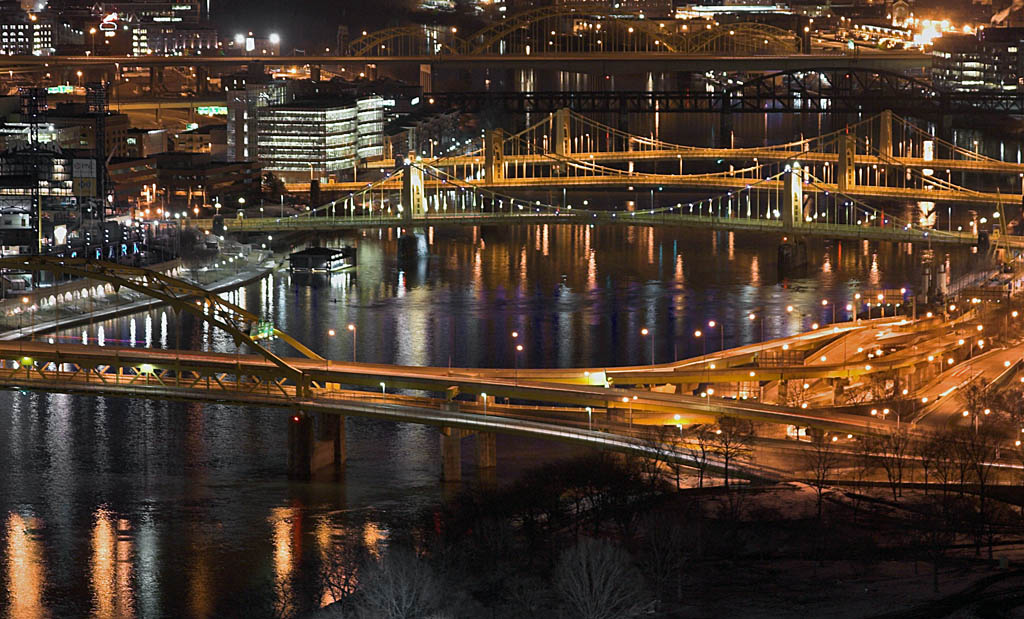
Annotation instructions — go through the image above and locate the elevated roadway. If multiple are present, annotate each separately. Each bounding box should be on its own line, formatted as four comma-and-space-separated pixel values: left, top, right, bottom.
0, 52, 929, 73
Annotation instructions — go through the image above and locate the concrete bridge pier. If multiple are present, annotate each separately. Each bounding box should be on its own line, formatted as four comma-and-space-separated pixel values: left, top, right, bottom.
313, 413, 346, 476
149, 66, 164, 93
476, 432, 497, 485
440, 427, 465, 481
717, 112, 733, 148
287, 412, 315, 480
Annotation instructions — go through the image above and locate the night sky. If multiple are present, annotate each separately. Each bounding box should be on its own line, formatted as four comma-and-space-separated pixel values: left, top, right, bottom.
213, 0, 424, 50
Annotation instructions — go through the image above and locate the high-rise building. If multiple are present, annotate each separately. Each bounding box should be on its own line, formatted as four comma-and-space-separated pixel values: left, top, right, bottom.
932, 28, 1024, 91
257, 100, 357, 183
356, 96, 384, 161
257, 96, 386, 183
225, 77, 291, 161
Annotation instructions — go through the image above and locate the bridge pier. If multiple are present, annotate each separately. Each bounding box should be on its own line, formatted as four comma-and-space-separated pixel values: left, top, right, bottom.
718, 112, 733, 148
782, 162, 804, 229
440, 427, 465, 482
400, 152, 426, 220
476, 432, 497, 485
313, 413, 346, 475
287, 412, 315, 480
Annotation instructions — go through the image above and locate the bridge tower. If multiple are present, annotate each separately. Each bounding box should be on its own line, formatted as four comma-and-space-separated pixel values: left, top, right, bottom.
878, 109, 893, 158
484, 129, 505, 183
782, 162, 804, 229
553, 107, 571, 158
401, 153, 427, 220
837, 133, 857, 193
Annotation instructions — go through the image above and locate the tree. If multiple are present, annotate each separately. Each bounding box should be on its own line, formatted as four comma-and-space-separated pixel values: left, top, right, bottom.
262, 171, 286, 203
804, 429, 840, 522
711, 417, 755, 488
555, 538, 649, 619
866, 427, 911, 501
637, 514, 690, 603
691, 425, 714, 488
353, 547, 443, 619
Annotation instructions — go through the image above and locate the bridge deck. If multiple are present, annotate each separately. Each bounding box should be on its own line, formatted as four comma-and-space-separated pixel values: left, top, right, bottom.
200, 212, 1005, 247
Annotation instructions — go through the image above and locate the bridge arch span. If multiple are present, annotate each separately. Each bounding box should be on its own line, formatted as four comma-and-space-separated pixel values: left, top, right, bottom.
729, 67, 937, 109
0, 256, 321, 384
348, 24, 466, 57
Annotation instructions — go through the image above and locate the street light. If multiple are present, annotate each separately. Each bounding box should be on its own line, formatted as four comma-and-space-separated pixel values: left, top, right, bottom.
586, 406, 592, 431
347, 323, 356, 362
707, 320, 724, 352
482, 392, 488, 415
514, 343, 523, 386
379, 381, 386, 396
822, 299, 836, 323
641, 327, 653, 365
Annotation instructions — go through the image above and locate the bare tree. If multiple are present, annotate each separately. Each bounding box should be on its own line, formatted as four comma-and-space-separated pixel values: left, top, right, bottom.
637, 514, 689, 603
555, 538, 649, 619
354, 547, 443, 619
954, 421, 1004, 558
804, 429, 840, 522
711, 417, 755, 489
691, 425, 714, 488
866, 427, 911, 501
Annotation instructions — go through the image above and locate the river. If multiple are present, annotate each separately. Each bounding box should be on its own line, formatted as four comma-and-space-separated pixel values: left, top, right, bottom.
0, 224, 988, 617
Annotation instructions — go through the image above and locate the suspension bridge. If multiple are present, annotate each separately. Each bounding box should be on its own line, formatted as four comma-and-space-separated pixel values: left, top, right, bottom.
205, 108, 1024, 248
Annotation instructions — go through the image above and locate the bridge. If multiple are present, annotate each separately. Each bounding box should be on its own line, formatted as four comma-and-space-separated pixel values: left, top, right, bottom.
2, 256, 976, 482
209, 107, 1024, 249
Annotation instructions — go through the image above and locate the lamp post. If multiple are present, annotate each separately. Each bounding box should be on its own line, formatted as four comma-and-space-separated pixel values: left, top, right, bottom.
482, 392, 488, 415
513, 343, 524, 386
326, 328, 335, 371
586, 406, 592, 431
641, 326, 653, 365
707, 320, 723, 352
18, 295, 28, 332
347, 323, 356, 362
379, 381, 386, 397
822, 299, 836, 324
749, 312, 764, 352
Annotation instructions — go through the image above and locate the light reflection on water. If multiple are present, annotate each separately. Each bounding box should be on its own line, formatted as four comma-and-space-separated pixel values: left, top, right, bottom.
0, 224, 988, 616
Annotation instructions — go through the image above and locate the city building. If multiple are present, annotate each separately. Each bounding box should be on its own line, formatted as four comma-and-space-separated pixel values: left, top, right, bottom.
385, 108, 460, 160
40, 102, 131, 158
107, 152, 262, 211
356, 96, 385, 161
932, 27, 1024, 91
132, 23, 216, 55
257, 100, 357, 183
225, 76, 291, 162
257, 96, 384, 183
122, 128, 167, 158
171, 123, 226, 158
0, 1, 35, 55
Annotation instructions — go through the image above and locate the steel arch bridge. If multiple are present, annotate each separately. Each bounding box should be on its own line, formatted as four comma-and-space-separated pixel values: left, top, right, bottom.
347, 7, 800, 57
0, 256, 321, 386
727, 67, 938, 112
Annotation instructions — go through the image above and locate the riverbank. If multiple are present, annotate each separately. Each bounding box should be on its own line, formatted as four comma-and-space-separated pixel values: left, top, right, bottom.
0, 250, 287, 341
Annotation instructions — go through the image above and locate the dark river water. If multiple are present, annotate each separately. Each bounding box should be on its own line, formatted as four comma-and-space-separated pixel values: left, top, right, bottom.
0, 223, 988, 617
